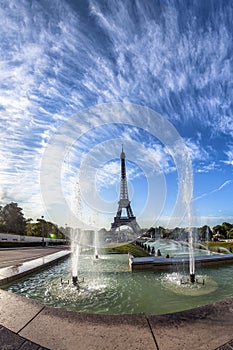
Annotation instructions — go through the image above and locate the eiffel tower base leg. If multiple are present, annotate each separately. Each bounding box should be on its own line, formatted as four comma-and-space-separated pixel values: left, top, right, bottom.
111, 217, 140, 234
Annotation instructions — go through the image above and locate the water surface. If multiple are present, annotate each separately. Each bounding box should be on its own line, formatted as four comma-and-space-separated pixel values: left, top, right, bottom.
6, 253, 233, 315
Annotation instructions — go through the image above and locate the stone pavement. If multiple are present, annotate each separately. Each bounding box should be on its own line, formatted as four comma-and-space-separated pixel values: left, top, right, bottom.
0, 248, 233, 350
0, 325, 49, 350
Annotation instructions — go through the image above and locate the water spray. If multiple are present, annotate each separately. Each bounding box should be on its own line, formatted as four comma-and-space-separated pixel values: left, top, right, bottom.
60, 278, 69, 285
180, 276, 205, 285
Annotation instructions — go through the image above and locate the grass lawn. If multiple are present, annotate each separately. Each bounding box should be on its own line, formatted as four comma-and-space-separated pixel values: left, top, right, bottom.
207, 241, 233, 252
100, 242, 150, 257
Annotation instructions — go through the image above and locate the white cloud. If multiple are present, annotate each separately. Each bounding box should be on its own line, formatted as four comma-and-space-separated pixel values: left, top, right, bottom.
96, 159, 142, 191
223, 145, 233, 166
196, 162, 219, 173
184, 139, 209, 162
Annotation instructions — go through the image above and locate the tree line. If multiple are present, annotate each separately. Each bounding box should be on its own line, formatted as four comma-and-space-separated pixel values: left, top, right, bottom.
0, 202, 65, 239
1, 202, 233, 241
145, 223, 233, 241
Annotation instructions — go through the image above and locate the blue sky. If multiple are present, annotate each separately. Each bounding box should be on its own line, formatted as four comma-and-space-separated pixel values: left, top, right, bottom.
0, 0, 232, 229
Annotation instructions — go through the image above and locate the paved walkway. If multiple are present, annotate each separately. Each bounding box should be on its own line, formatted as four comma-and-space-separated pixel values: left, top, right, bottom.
0, 325, 49, 350
0, 248, 233, 350
0, 247, 68, 268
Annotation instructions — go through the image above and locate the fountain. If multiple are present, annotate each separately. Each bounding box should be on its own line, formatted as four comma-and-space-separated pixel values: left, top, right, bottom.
182, 151, 197, 284
5, 240, 233, 315
10, 101, 232, 316
94, 230, 99, 259
206, 226, 210, 250
134, 151, 200, 285
38, 102, 214, 312
70, 229, 85, 288
188, 228, 195, 283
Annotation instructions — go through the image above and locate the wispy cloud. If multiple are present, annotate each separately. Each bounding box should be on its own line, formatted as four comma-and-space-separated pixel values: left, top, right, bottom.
223, 145, 233, 166
96, 160, 142, 190
184, 139, 209, 162
194, 180, 232, 202
0, 0, 232, 226
89, 0, 232, 133
196, 162, 219, 174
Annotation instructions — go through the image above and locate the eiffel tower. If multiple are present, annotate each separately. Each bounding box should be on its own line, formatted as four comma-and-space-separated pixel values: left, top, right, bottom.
111, 146, 141, 233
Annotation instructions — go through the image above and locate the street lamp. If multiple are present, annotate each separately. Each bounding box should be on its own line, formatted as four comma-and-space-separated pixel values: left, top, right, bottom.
41, 215, 45, 246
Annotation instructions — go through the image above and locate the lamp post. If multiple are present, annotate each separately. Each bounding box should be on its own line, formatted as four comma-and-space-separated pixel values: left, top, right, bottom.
65, 223, 67, 240
41, 215, 45, 246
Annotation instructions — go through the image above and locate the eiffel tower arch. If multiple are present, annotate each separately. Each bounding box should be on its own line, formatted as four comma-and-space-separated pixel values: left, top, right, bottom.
111, 147, 141, 233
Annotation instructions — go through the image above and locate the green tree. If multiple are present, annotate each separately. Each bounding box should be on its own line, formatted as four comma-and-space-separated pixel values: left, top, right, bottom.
0, 206, 8, 233
2, 202, 26, 234
222, 222, 233, 237
45, 221, 60, 238
199, 225, 213, 241
30, 222, 41, 236
227, 228, 233, 239
212, 224, 227, 239
25, 218, 33, 236
146, 227, 155, 238
59, 226, 66, 239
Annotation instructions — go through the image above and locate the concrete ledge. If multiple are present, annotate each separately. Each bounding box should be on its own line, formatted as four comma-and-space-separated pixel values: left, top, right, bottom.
0, 289, 44, 332
148, 297, 233, 350
0, 289, 156, 350
130, 254, 233, 271
20, 307, 156, 350
0, 288, 233, 350
0, 250, 70, 287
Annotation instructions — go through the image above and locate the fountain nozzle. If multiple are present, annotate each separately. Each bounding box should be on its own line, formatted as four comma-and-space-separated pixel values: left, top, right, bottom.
190, 273, 195, 284
72, 276, 78, 286
72, 276, 84, 289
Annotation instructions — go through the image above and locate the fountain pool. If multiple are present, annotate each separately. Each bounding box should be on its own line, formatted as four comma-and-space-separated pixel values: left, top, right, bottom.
5, 251, 233, 315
